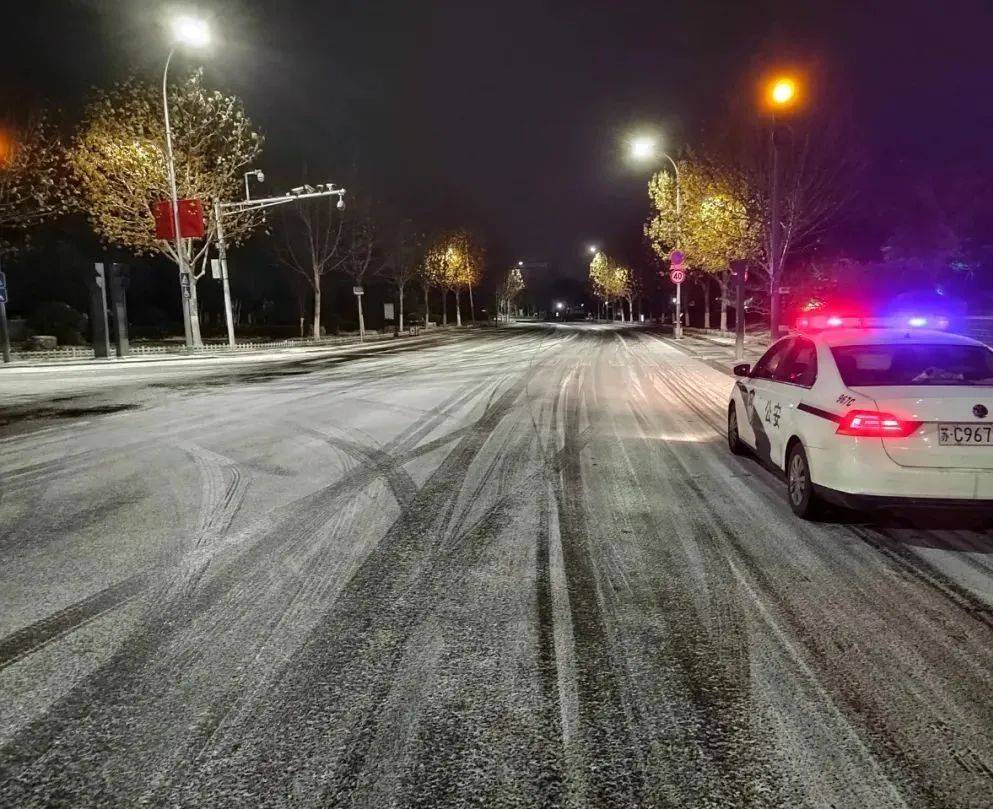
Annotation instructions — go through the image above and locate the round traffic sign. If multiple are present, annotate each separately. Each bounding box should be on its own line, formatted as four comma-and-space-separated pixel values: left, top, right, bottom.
669, 249, 685, 265
669, 268, 685, 284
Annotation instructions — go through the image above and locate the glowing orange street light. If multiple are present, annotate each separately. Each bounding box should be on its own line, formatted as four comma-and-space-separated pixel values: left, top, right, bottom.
767, 76, 798, 109
0, 130, 14, 167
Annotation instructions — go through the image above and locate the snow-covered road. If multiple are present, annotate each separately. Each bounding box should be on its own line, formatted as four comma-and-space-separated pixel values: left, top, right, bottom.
2, 323, 992, 807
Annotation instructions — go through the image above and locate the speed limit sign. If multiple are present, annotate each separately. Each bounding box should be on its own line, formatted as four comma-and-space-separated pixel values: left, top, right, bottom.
669, 268, 685, 284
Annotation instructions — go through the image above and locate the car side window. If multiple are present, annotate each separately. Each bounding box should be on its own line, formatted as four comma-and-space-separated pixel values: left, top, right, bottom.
777, 338, 818, 387
751, 339, 794, 380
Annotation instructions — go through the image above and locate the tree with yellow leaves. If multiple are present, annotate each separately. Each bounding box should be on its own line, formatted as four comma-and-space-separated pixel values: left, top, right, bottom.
496, 265, 524, 323
423, 229, 483, 327
588, 251, 631, 320
69, 71, 264, 344
646, 155, 761, 331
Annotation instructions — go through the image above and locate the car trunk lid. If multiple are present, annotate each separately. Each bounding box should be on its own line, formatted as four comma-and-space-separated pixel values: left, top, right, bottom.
853, 386, 993, 469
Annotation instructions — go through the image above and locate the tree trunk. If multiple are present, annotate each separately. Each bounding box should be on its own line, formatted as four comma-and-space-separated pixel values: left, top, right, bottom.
442, 290, 448, 326
455, 289, 462, 326
719, 271, 729, 333
702, 278, 711, 330
312, 272, 321, 339
398, 284, 405, 333
469, 285, 475, 324
356, 291, 365, 341
627, 295, 634, 322
423, 283, 430, 326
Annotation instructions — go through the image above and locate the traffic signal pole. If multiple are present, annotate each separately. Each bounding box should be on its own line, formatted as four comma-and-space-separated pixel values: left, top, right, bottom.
213, 198, 236, 347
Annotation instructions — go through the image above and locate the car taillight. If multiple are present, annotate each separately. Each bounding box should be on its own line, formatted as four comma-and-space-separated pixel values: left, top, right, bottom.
836, 410, 922, 438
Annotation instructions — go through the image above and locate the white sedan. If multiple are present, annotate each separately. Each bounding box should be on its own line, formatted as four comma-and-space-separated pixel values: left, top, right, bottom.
726, 328, 993, 517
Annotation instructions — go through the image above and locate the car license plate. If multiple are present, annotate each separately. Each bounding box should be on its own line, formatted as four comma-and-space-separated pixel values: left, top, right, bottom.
938, 424, 993, 446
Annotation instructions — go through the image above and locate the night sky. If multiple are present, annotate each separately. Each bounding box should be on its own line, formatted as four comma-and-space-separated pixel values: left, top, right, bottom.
4, 0, 992, 277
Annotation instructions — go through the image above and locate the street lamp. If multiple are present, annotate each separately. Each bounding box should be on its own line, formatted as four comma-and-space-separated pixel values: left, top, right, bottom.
768, 77, 797, 108
171, 16, 210, 47
630, 133, 683, 337
164, 14, 210, 347
630, 135, 656, 161
244, 169, 264, 201
764, 74, 799, 341
588, 245, 598, 254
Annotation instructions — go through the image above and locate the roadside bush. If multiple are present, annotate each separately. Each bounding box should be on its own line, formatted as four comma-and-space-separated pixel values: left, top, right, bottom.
28, 301, 88, 346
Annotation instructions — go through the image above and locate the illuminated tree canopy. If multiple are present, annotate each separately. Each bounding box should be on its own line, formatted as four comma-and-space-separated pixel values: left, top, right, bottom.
69, 70, 265, 273
588, 250, 630, 300
0, 111, 72, 252
645, 156, 762, 277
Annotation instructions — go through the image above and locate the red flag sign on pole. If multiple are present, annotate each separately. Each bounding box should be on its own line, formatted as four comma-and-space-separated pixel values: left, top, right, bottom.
152, 199, 206, 240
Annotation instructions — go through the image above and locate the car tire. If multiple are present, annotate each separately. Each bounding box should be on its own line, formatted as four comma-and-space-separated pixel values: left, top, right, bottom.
728, 403, 747, 456
786, 441, 822, 519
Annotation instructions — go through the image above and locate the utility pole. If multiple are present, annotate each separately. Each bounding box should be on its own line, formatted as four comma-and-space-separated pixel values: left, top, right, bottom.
768, 124, 782, 342
731, 259, 747, 361
163, 48, 195, 347
763, 75, 799, 341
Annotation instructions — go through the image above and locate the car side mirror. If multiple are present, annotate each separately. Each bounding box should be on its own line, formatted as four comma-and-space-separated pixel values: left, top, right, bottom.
733, 363, 751, 377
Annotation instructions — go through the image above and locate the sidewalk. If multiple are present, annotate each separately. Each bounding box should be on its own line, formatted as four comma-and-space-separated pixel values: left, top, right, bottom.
0, 326, 456, 371
654, 327, 769, 375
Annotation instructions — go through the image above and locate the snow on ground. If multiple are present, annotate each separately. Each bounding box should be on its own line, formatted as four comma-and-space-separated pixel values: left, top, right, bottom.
1, 323, 992, 808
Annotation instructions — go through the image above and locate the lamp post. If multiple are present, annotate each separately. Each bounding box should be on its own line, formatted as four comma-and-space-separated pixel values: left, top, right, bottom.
163, 15, 210, 348
765, 76, 798, 341
630, 135, 682, 337
244, 169, 264, 201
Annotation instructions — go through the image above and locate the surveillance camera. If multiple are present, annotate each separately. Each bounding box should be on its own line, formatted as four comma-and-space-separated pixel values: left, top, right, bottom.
255, 170, 265, 182
336, 197, 346, 211
290, 186, 306, 196
303, 184, 316, 194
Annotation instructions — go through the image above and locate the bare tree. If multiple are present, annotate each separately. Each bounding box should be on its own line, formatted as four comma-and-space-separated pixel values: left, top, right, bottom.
379, 219, 422, 333
342, 201, 378, 340
275, 195, 346, 339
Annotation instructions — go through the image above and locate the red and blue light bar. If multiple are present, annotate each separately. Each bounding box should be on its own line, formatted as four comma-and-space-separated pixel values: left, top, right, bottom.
795, 313, 950, 332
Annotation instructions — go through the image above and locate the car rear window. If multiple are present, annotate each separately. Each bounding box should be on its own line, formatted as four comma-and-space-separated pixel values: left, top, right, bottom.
831, 344, 993, 386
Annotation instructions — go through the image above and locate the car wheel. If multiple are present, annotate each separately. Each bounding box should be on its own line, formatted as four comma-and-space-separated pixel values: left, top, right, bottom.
727, 403, 747, 456
786, 442, 821, 519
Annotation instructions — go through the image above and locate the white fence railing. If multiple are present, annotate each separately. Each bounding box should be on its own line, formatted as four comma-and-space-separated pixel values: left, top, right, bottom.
4, 328, 424, 363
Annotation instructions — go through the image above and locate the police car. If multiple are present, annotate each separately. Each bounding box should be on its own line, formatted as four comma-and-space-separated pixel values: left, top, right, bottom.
726, 316, 993, 517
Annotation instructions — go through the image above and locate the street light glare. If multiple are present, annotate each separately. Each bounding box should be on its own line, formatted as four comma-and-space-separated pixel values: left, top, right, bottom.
630, 136, 656, 160
769, 77, 797, 106
171, 15, 210, 47
588, 245, 598, 254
